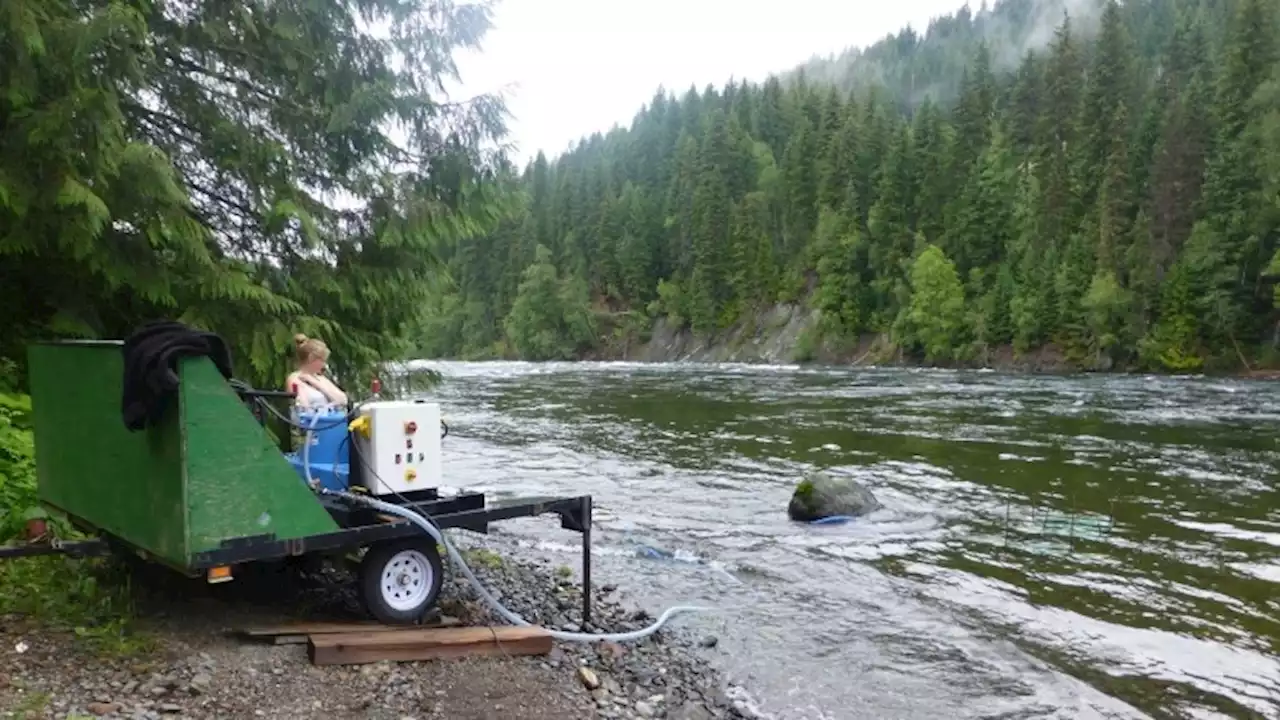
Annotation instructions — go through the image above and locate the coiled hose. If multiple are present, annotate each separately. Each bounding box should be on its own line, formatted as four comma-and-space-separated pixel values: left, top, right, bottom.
321, 488, 715, 643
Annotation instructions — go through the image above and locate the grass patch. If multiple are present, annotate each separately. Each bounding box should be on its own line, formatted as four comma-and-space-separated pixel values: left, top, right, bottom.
12, 690, 50, 719
462, 548, 504, 570
0, 386, 153, 659
0, 555, 155, 658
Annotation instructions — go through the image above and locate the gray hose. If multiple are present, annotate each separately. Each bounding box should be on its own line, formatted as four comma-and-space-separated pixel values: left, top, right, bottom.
323, 489, 715, 643
301, 410, 322, 488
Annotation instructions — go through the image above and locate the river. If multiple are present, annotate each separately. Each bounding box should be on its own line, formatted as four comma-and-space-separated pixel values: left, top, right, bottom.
414, 361, 1280, 720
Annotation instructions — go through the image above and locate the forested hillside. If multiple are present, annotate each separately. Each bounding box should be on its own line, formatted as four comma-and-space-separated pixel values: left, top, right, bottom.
421, 0, 1280, 372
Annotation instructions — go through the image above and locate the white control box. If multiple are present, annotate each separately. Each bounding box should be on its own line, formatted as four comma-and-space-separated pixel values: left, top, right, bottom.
353, 400, 443, 495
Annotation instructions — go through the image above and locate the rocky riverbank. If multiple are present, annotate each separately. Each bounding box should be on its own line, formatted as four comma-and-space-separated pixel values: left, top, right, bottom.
0, 535, 754, 720
586, 302, 1082, 373
581, 301, 1278, 376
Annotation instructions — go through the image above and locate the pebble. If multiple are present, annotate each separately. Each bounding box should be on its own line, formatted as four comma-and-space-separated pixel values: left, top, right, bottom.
577, 667, 601, 690
671, 702, 716, 720
189, 672, 212, 693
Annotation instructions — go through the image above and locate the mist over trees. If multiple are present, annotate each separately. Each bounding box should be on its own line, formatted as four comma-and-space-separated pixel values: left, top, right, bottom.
422, 0, 1280, 372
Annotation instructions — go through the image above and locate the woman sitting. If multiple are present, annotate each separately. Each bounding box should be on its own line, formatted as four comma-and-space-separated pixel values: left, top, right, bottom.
286, 334, 348, 410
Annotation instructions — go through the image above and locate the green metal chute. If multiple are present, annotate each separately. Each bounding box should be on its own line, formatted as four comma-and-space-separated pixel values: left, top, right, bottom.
28, 341, 338, 572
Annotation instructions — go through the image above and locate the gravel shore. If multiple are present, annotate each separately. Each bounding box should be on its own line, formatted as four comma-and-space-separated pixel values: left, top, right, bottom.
0, 534, 757, 720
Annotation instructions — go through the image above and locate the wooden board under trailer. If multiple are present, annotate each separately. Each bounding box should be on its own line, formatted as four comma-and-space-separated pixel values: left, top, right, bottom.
307, 626, 554, 665
234, 616, 462, 645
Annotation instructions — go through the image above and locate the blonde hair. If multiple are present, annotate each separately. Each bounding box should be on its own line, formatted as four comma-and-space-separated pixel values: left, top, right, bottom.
294, 333, 330, 365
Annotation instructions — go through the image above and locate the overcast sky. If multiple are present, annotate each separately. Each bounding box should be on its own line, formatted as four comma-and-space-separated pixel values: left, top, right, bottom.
451, 0, 969, 164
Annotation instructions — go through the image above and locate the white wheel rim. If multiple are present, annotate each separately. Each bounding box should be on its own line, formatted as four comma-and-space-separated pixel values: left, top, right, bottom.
380, 549, 433, 612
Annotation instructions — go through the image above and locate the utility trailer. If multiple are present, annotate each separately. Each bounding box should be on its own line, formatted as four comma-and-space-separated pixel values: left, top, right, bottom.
3, 340, 595, 625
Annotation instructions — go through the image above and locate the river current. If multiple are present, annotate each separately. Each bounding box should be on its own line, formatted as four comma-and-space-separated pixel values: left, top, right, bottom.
412, 361, 1280, 720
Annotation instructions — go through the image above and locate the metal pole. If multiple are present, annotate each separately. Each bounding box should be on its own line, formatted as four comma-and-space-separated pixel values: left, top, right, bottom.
581, 495, 593, 624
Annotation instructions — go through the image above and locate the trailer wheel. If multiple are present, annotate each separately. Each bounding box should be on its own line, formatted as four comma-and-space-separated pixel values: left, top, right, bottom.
359, 538, 444, 625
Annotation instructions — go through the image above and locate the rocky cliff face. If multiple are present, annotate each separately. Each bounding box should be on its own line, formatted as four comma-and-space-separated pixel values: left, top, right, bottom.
595, 302, 1076, 373
627, 304, 820, 364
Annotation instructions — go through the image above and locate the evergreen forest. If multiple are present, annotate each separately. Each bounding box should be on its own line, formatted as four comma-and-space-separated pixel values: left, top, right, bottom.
422, 0, 1280, 373
0, 0, 508, 390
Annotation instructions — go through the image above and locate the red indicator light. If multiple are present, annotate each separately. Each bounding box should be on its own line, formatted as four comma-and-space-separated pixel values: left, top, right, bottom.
371, 377, 382, 394
405, 421, 418, 435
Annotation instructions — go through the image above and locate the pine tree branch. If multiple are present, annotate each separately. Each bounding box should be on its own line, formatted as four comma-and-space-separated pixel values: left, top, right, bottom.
156, 48, 281, 105
122, 100, 206, 145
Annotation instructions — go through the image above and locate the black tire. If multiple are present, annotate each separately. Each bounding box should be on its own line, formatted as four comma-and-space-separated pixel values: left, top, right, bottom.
358, 537, 444, 625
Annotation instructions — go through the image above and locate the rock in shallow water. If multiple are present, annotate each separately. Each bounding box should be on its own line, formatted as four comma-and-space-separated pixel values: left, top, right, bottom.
787, 470, 881, 522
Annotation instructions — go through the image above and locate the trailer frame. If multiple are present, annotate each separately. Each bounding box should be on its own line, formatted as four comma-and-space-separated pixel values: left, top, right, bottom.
6, 338, 597, 625
2, 489, 596, 624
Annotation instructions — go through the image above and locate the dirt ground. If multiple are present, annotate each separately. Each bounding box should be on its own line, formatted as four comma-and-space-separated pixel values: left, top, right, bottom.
1, 616, 598, 720
0, 564, 600, 720
0, 551, 738, 720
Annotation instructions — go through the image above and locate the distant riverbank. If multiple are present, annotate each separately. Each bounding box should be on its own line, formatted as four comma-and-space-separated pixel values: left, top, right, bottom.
565, 303, 1278, 378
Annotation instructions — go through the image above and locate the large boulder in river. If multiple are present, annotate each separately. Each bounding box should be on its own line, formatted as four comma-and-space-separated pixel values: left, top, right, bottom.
787, 471, 882, 522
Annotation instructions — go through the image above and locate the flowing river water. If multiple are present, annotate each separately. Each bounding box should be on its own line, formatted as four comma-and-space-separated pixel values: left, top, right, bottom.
413, 361, 1280, 720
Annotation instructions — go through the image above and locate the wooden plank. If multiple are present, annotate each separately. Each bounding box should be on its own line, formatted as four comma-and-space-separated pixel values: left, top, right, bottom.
307, 626, 553, 666
237, 616, 461, 645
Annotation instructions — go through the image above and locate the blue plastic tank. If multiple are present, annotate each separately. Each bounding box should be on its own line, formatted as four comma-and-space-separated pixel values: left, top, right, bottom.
285, 408, 350, 492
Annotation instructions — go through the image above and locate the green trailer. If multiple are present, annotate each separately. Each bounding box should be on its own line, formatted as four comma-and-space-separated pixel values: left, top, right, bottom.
3, 340, 595, 625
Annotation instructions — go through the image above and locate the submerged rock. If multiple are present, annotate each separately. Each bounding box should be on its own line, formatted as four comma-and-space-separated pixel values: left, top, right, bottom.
787, 471, 881, 522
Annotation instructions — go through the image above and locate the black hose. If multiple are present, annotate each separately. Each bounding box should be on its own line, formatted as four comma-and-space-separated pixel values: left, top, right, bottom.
253, 396, 354, 431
